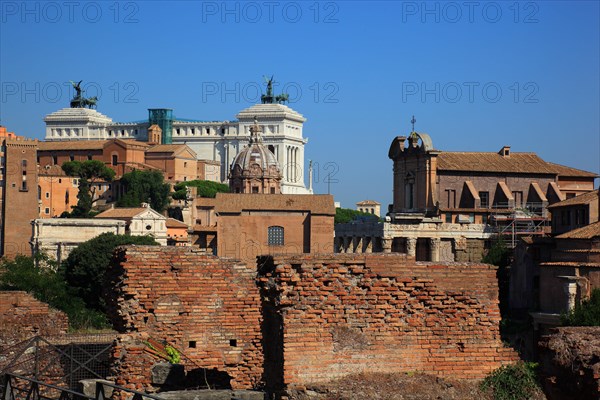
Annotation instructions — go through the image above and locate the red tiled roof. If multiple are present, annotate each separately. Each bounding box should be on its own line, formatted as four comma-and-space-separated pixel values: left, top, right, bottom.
166, 218, 188, 228
547, 190, 598, 209
38, 140, 107, 151
95, 207, 147, 219
437, 152, 557, 174
547, 162, 599, 178
555, 221, 600, 239
437, 152, 598, 178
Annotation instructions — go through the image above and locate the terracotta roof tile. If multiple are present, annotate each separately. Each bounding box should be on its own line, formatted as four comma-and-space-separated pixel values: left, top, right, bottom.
356, 200, 380, 206
38, 140, 107, 151
540, 261, 600, 267
547, 190, 598, 209
547, 162, 599, 178
95, 207, 147, 219
215, 193, 335, 215
555, 221, 600, 239
166, 218, 188, 228
146, 144, 187, 153
437, 152, 557, 174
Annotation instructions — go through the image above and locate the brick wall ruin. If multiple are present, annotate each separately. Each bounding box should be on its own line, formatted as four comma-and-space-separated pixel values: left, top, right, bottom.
258, 253, 517, 391
105, 246, 263, 392
0, 291, 68, 349
106, 247, 516, 395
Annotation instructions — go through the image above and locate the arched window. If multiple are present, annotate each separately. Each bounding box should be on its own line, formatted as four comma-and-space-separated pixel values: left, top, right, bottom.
268, 226, 284, 246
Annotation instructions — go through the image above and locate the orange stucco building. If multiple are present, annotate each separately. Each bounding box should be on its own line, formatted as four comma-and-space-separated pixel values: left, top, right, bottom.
36, 136, 215, 217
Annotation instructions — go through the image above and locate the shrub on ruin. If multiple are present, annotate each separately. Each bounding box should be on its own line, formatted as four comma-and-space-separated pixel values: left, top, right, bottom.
335, 207, 379, 224
60, 233, 158, 313
0, 254, 109, 330
172, 179, 230, 200
480, 361, 540, 400
561, 288, 600, 326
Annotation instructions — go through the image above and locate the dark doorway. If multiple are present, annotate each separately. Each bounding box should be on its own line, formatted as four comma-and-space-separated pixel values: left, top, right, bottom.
416, 238, 430, 261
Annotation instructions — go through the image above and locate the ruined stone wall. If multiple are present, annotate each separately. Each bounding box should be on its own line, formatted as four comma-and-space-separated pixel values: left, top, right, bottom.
105, 246, 263, 392
0, 291, 68, 350
258, 253, 517, 390
454, 238, 486, 262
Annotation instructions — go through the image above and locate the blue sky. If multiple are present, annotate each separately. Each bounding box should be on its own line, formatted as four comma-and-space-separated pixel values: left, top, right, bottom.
1, 1, 599, 208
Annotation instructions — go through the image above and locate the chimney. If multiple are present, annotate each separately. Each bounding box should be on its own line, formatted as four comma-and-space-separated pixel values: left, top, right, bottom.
499, 146, 511, 158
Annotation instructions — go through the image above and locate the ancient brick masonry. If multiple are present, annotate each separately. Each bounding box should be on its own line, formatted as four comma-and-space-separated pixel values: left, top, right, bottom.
105, 246, 263, 392
107, 247, 517, 395
0, 291, 68, 350
258, 253, 518, 390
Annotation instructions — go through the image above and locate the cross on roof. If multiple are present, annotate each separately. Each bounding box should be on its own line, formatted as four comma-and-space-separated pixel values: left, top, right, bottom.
411, 115, 416, 132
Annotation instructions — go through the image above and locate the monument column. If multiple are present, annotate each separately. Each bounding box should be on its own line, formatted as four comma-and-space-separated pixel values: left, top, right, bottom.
406, 237, 417, 257
381, 238, 392, 253
429, 238, 440, 262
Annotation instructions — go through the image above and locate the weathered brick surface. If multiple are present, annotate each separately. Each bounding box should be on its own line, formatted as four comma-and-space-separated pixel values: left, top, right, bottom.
106, 247, 516, 396
258, 253, 517, 389
105, 246, 263, 393
0, 291, 68, 350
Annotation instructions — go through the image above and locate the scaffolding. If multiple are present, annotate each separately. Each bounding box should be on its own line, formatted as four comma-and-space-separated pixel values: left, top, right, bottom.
148, 109, 174, 144
490, 202, 549, 248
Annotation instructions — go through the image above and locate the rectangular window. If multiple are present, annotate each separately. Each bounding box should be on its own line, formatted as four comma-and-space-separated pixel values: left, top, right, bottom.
445, 213, 453, 223
479, 191, 489, 208
112, 155, 118, 166
45, 208, 50, 214
20, 180, 28, 191
45, 192, 49, 199
52, 155, 58, 165
268, 226, 284, 246
512, 191, 523, 207
445, 189, 456, 208
69, 154, 74, 161
21, 159, 27, 167
566, 193, 576, 199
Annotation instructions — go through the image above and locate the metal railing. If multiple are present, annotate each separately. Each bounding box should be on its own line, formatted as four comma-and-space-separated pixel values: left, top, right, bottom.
1, 373, 165, 400
0, 335, 115, 391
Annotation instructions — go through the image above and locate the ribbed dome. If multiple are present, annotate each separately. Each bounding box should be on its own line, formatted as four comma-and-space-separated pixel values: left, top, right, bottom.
230, 142, 281, 179
229, 117, 282, 194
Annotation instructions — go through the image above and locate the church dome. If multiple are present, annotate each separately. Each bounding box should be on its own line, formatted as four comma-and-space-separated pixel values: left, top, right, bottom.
229, 118, 282, 194
231, 143, 281, 178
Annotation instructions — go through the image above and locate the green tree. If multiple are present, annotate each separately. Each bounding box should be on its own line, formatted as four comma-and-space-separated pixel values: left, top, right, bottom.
335, 207, 379, 224
62, 160, 115, 217
0, 255, 109, 330
117, 170, 171, 212
562, 288, 600, 326
61, 233, 158, 312
172, 179, 230, 200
